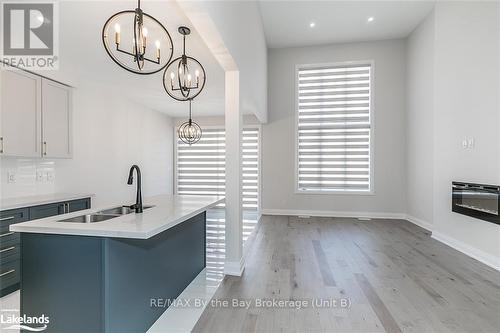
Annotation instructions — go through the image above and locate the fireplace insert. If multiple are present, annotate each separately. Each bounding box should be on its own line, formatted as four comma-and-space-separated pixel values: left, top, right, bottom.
452, 182, 500, 225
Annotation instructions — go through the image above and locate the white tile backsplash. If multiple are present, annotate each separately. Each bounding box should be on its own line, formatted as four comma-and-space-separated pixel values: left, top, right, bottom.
0, 158, 56, 199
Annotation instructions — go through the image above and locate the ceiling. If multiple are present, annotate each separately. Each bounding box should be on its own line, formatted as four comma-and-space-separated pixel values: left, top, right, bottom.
55, 1, 225, 118
53, 1, 437, 117
258, 1, 436, 48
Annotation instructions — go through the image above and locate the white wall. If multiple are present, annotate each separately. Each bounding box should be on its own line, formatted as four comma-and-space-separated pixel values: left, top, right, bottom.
431, 1, 500, 263
0, 81, 174, 207
406, 11, 435, 227
178, 0, 268, 123
263, 40, 407, 215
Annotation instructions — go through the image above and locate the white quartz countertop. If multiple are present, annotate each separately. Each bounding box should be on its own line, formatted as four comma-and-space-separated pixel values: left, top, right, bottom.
0, 193, 95, 210
10, 195, 224, 239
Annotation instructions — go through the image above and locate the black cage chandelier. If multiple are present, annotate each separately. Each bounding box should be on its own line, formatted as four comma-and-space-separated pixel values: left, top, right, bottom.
178, 100, 202, 145
163, 26, 206, 101
102, 0, 173, 74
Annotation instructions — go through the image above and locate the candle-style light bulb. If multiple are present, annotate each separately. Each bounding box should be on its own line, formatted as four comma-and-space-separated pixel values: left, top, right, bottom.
155, 40, 161, 60
170, 72, 175, 88
141, 27, 148, 52
187, 74, 192, 85
195, 70, 200, 84
114, 24, 121, 45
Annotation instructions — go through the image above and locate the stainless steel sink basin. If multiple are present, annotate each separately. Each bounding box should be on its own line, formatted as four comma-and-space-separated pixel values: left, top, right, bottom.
57, 205, 155, 223
58, 214, 117, 223
97, 205, 154, 215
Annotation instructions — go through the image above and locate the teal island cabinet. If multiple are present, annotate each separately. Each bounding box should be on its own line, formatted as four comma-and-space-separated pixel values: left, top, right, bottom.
0, 195, 91, 297
10, 195, 224, 333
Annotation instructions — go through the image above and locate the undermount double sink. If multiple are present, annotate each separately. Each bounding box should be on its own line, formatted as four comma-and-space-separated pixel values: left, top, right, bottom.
58, 205, 154, 223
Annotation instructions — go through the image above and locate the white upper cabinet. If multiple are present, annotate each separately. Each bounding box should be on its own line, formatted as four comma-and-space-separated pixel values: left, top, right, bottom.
0, 69, 42, 157
0, 68, 72, 159
42, 79, 72, 158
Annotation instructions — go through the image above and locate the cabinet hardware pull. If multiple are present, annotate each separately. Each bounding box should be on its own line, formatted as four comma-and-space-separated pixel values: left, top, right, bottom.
0, 216, 15, 221
0, 136, 3, 153
0, 246, 15, 253
0, 232, 14, 238
43, 141, 47, 156
0, 269, 15, 277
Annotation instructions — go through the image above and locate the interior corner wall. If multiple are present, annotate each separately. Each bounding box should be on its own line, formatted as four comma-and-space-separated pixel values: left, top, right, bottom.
406, 10, 435, 227
431, 1, 500, 262
179, 0, 268, 123
262, 39, 407, 216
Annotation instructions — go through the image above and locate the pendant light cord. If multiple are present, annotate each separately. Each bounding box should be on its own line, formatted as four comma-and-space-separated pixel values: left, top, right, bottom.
189, 99, 192, 120
183, 34, 186, 56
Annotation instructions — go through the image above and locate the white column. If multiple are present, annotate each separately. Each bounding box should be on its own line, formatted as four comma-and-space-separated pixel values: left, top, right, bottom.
224, 70, 244, 276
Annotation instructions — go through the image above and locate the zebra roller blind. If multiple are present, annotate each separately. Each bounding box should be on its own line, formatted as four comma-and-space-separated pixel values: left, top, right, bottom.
297, 62, 372, 192
176, 127, 259, 212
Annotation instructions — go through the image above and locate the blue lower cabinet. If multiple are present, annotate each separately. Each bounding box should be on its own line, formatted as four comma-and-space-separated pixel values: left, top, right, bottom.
0, 198, 91, 297
29, 203, 66, 220
0, 208, 28, 297
67, 198, 91, 213
21, 212, 206, 333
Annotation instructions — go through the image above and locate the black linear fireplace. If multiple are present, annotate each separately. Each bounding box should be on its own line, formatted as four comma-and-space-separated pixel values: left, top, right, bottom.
452, 182, 500, 225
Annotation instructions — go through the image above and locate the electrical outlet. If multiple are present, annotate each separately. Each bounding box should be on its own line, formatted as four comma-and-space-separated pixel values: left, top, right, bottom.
36, 171, 44, 182
7, 171, 16, 183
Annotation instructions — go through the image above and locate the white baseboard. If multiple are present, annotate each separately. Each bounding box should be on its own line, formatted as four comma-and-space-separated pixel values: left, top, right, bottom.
431, 231, 500, 271
405, 214, 433, 231
224, 256, 245, 277
261, 208, 406, 220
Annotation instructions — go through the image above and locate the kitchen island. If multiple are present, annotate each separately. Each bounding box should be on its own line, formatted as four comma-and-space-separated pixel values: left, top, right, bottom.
9, 195, 224, 333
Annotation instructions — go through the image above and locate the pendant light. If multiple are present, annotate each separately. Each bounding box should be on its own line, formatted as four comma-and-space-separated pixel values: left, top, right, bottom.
163, 26, 206, 101
178, 100, 202, 145
102, 0, 173, 74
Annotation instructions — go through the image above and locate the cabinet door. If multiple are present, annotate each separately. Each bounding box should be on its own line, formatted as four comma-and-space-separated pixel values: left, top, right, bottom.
41, 79, 72, 158
0, 69, 42, 157
29, 203, 65, 220
67, 198, 91, 213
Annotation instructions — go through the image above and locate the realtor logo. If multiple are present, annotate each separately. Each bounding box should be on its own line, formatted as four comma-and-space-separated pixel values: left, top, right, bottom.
1, 2, 58, 69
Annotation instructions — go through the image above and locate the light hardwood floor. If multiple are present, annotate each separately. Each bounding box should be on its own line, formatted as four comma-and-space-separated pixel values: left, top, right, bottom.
194, 215, 500, 333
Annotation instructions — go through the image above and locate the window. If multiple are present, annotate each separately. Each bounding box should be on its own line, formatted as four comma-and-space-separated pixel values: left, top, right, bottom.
175, 127, 260, 242
296, 62, 372, 193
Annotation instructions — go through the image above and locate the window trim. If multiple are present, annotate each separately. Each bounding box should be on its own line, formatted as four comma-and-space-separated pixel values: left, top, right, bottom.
294, 60, 375, 195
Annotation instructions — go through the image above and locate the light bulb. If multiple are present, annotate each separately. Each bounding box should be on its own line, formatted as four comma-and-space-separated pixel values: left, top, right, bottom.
195, 70, 200, 77
170, 72, 175, 79
142, 27, 148, 37
114, 24, 121, 45
187, 74, 192, 82
155, 40, 160, 49
179, 67, 183, 74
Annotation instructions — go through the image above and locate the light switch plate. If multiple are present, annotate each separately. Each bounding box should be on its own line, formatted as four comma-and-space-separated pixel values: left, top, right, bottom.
47, 171, 55, 182
468, 138, 475, 149
36, 171, 44, 182
7, 171, 16, 183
